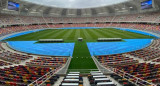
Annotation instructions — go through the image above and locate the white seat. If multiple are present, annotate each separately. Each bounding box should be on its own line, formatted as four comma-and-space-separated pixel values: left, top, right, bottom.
69, 72, 80, 74
61, 83, 79, 86
67, 74, 79, 76
66, 76, 79, 78
97, 82, 114, 86
91, 73, 103, 75
93, 75, 107, 78
64, 79, 79, 82
95, 78, 110, 81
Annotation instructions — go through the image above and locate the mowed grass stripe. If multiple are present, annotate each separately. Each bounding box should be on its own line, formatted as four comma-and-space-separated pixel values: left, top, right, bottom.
5, 28, 155, 41
94, 29, 118, 38
102, 29, 135, 38
85, 29, 99, 39
54, 30, 70, 39
25, 29, 62, 40
108, 29, 139, 38
34, 29, 61, 39
67, 29, 77, 40
104, 29, 134, 38
109, 29, 152, 38
101, 29, 127, 38
88, 29, 106, 38
62, 29, 74, 39
49, 29, 68, 38
67, 29, 78, 40
74, 29, 81, 39
82, 29, 94, 40
24, 30, 53, 39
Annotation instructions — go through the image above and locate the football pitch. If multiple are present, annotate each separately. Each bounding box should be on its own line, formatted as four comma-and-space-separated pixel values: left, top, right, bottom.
5, 28, 154, 41
5, 28, 155, 69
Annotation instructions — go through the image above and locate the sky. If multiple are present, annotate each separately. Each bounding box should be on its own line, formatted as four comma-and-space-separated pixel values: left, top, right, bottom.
23, 0, 129, 8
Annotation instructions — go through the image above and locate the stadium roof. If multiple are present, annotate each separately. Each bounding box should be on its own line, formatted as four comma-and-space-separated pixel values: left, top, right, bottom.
23, 0, 129, 9
0, 0, 160, 17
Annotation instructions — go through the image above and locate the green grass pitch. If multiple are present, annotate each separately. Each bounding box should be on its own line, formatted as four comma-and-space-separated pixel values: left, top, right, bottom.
5, 28, 154, 41
4, 28, 155, 69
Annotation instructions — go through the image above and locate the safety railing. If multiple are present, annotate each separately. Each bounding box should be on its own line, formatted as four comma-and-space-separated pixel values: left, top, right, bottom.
113, 68, 157, 86
93, 56, 157, 86
28, 67, 61, 86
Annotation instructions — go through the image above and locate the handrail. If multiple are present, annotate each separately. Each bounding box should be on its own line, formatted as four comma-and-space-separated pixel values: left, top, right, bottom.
28, 58, 71, 86
28, 67, 61, 86
113, 68, 157, 86
92, 56, 114, 74
56, 57, 71, 74
93, 56, 157, 86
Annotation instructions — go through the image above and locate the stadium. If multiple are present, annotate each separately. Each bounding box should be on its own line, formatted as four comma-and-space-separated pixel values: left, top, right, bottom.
0, 0, 160, 86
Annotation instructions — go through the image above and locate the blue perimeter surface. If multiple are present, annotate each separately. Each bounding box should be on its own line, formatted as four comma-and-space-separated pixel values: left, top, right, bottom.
2, 29, 45, 40
7, 41, 75, 56
87, 39, 152, 56
4, 27, 157, 56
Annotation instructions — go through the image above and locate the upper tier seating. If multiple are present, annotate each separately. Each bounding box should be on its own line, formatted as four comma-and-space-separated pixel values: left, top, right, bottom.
0, 12, 160, 25
0, 25, 48, 36
26, 57, 68, 67
126, 47, 160, 61
0, 42, 4, 51
1, 23, 160, 38
96, 54, 138, 67
0, 51, 32, 64
153, 58, 160, 62
109, 23, 160, 35
150, 39, 160, 48
0, 60, 12, 66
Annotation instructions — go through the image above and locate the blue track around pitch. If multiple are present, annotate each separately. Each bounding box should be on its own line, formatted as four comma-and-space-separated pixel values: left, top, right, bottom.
7, 41, 74, 56
87, 39, 152, 56
4, 27, 157, 56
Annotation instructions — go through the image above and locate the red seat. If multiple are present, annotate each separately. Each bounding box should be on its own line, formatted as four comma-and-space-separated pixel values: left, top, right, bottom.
46, 84, 51, 86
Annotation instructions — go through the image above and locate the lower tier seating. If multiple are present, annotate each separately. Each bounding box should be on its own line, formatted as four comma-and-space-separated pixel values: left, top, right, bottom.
60, 72, 83, 86
0, 65, 51, 86
43, 75, 60, 86
116, 63, 160, 85
110, 73, 135, 86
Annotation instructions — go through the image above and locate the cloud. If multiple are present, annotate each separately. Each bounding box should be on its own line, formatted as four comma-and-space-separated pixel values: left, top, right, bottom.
23, 0, 128, 8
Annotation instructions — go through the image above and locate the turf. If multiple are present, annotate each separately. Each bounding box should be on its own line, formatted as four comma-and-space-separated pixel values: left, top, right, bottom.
5, 28, 155, 41
73, 41, 91, 58
4, 28, 155, 70
68, 40, 97, 69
